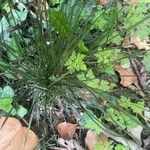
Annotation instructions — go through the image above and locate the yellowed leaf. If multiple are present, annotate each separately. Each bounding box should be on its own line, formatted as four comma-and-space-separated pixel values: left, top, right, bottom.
57, 122, 77, 140
114, 64, 138, 87
0, 117, 38, 150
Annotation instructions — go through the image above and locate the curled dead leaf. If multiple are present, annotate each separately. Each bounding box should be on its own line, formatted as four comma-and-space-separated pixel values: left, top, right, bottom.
130, 36, 150, 50
57, 122, 77, 140
122, 34, 150, 50
114, 64, 138, 87
0, 117, 38, 150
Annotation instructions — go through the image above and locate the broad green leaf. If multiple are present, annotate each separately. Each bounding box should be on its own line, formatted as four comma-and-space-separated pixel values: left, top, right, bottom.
49, 11, 69, 36
0, 98, 13, 112
16, 105, 28, 118
9, 36, 23, 60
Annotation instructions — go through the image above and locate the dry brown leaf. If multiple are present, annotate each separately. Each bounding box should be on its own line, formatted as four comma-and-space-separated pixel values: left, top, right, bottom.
130, 36, 150, 50
0, 117, 38, 150
122, 34, 150, 50
97, 0, 108, 5
85, 131, 109, 150
57, 122, 77, 140
7, 127, 38, 150
113, 64, 138, 87
98, 132, 108, 143
122, 36, 133, 48
85, 130, 97, 150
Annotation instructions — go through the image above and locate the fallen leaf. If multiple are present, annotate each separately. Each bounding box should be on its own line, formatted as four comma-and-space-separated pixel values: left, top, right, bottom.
122, 34, 150, 50
113, 64, 138, 87
98, 132, 108, 143
85, 131, 109, 150
97, 0, 108, 5
130, 36, 150, 50
122, 36, 133, 48
0, 117, 38, 150
57, 122, 77, 140
85, 130, 97, 150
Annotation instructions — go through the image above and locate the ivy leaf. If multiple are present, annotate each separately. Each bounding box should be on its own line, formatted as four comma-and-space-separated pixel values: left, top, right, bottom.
0, 17, 9, 34
16, 105, 28, 118
9, 9, 28, 26
0, 98, 13, 112
0, 86, 14, 98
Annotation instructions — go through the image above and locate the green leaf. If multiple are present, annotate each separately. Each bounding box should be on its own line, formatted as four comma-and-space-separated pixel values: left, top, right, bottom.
94, 141, 114, 150
0, 16, 9, 34
49, 11, 69, 36
9, 9, 28, 26
78, 40, 88, 53
16, 105, 28, 118
0, 98, 13, 112
120, 58, 130, 69
9, 35, 23, 60
130, 101, 144, 114
49, 0, 61, 5
81, 110, 102, 134
143, 52, 150, 72
0, 86, 14, 98
119, 96, 131, 108
115, 144, 129, 150
65, 51, 86, 73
